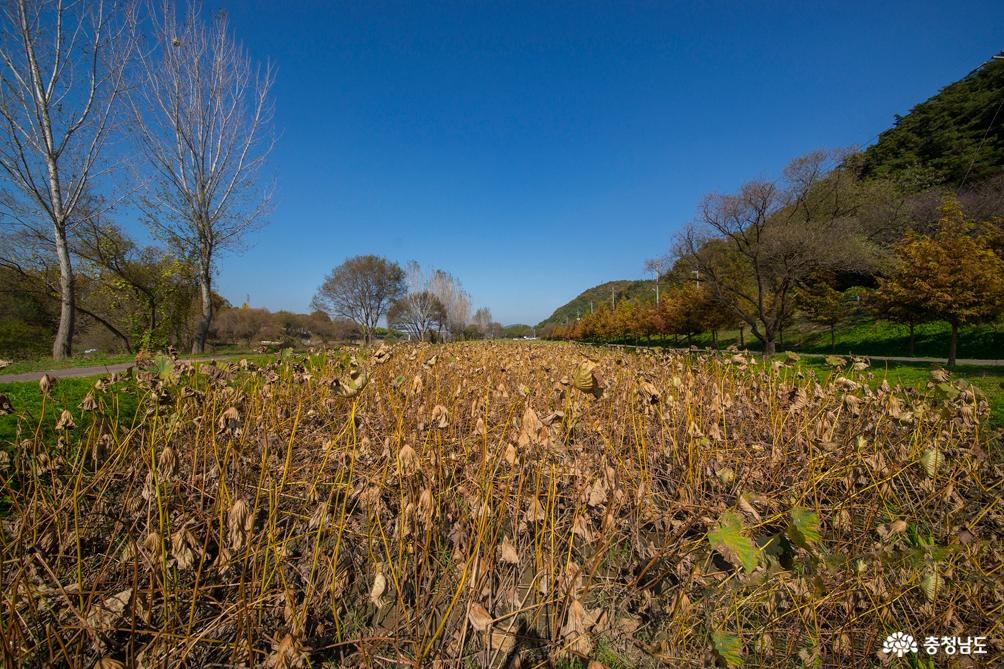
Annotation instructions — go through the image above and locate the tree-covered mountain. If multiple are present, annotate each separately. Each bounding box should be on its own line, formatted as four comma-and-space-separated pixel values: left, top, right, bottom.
541, 54, 1004, 333
859, 53, 1004, 188
538, 279, 664, 328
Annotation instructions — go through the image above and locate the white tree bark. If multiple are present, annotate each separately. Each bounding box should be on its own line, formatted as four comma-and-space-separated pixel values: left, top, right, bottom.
0, 0, 135, 358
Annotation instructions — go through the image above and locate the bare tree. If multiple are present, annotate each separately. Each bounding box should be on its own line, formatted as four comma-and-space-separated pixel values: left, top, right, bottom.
132, 2, 275, 353
311, 255, 405, 344
388, 291, 445, 341
429, 269, 470, 340
471, 306, 493, 337
676, 151, 876, 356
644, 257, 669, 303
0, 0, 135, 358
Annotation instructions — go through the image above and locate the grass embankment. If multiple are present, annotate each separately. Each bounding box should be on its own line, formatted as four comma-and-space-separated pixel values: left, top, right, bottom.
792, 320, 1004, 359
627, 319, 1004, 361
0, 342, 999, 667
784, 356, 1004, 431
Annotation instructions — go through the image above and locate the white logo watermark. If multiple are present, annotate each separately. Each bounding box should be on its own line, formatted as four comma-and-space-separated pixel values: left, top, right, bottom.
882, 632, 917, 657
881, 632, 988, 656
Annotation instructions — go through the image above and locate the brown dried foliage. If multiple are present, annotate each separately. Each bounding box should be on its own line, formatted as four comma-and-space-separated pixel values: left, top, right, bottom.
0, 342, 1000, 667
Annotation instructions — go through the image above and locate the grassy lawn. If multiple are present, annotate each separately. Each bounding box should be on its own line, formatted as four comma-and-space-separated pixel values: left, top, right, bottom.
608, 319, 1004, 362
0, 376, 143, 446
783, 356, 1004, 430
792, 319, 1004, 359
0, 353, 277, 446
0, 345, 257, 376
1, 352, 138, 376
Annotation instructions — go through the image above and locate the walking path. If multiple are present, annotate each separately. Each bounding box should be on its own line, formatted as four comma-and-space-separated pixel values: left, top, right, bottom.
0, 354, 246, 384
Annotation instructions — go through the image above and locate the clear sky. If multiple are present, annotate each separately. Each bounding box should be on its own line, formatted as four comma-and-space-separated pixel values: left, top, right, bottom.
198, 0, 1004, 326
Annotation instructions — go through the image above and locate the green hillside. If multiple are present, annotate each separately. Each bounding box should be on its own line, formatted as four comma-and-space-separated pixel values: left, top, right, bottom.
544, 54, 1004, 332
538, 279, 663, 327
859, 53, 1004, 187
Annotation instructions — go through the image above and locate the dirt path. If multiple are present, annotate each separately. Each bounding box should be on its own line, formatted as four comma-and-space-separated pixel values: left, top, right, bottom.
0, 355, 246, 384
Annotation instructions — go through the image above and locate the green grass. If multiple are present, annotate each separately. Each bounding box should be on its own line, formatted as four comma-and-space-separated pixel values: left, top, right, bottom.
687, 319, 1004, 360
0, 345, 256, 376
792, 319, 1004, 360
0, 353, 277, 446
608, 318, 1004, 362
784, 356, 1004, 430
0, 352, 138, 376
0, 376, 142, 446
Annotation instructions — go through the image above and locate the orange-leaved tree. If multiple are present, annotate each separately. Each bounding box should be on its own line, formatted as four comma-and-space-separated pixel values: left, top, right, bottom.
877, 195, 1004, 367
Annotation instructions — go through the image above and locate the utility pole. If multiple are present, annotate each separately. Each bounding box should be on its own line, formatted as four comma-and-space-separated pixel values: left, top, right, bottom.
611, 287, 615, 309
590, 301, 594, 314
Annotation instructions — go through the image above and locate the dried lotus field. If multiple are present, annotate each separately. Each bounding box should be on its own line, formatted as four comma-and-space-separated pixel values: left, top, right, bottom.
0, 341, 1001, 668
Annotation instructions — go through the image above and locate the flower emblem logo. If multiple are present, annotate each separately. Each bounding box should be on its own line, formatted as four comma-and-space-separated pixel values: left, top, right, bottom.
882, 632, 918, 657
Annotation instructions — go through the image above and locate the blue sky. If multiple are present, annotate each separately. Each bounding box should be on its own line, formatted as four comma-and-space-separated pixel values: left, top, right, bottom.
198, 0, 1004, 325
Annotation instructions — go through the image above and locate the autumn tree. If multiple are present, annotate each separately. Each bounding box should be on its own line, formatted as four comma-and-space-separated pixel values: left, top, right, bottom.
659, 282, 717, 346
796, 277, 852, 353
864, 289, 929, 357
133, 2, 275, 353
1, 218, 195, 353
311, 255, 405, 344
213, 307, 271, 347
876, 195, 1004, 366
677, 151, 877, 356
306, 311, 359, 343
0, 0, 135, 358
73, 217, 197, 351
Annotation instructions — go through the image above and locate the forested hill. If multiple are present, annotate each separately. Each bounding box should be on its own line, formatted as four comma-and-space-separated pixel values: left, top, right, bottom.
541, 54, 1004, 331
859, 53, 1004, 187
538, 279, 661, 328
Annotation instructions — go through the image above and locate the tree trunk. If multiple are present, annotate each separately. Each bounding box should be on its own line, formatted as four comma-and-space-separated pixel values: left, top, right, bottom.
948, 320, 958, 368
192, 266, 213, 354
149, 296, 158, 334
762, 335, 776, 358
52, 223, 75, 359
908, 322, 915, 357
739, 326, 745, 349
830, 324, 836, 353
